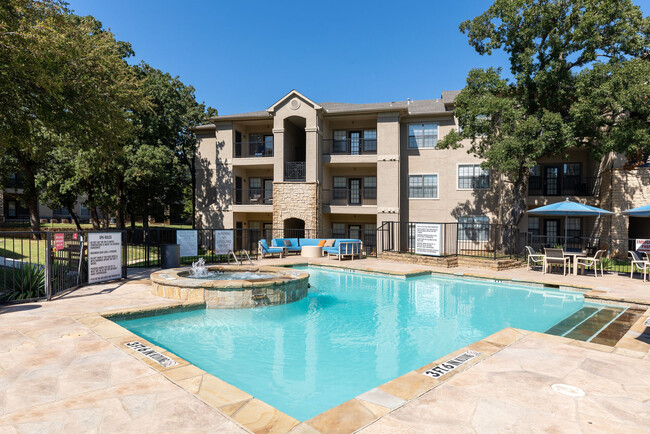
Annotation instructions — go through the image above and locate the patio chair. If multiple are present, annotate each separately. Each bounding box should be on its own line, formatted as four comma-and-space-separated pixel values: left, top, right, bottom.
628, 251, 649, 282
575, 249, 606, 277
525, 246, 544, 271
544, 248, 570, 276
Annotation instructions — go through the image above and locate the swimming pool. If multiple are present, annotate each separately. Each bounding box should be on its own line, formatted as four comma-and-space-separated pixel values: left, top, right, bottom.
116, 266, 600, 421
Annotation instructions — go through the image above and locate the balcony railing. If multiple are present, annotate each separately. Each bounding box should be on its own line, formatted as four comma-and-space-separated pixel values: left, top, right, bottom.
284, 162, 306, 181
322, 188, 377, 206
528, 176, 599, 196
233, 189, 273, 205
323, 138, 377, 155
234, 142, 274, 158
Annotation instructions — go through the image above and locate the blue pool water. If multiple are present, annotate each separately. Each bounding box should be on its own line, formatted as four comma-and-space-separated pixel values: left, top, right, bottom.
117, 266, 592, 421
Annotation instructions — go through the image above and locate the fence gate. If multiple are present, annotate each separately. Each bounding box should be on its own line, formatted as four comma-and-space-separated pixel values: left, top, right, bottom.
48, 231, 86, 298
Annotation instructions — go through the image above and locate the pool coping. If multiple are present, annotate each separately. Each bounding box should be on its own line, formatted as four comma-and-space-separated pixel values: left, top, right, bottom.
80, 266, 650, 433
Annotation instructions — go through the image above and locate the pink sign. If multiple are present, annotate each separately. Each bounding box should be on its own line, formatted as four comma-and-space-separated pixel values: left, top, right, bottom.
54, 233, 65, 250
72, 233, 78, 241
635, 239, 650, 252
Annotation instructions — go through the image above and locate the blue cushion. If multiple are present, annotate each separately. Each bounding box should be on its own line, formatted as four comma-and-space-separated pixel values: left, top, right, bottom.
299, 238, 325, 246
259, 239, 283, 253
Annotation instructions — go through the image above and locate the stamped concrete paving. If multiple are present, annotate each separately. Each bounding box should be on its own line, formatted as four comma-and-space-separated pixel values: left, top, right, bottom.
1, 262, 650, 433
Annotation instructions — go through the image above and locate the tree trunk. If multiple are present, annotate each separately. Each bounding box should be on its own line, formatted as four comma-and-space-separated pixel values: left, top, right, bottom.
67, 205, 82, 231
101, 207, 110, 228
142, 202, 149, 230
115, 177, 126, 229
23, 167, 40, 233
89, 206, 100, 230
128, 202, 136, 230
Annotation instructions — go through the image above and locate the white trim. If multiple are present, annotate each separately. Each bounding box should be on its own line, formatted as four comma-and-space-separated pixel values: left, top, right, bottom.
266, 90, 322, 112
456, 162, 491, 191
407, 173, 440, 200
407, 122, 439, 149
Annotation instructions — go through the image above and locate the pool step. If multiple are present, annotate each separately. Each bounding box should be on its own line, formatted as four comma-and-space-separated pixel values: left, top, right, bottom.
590, 308, 645, 346
545, 305, 639, 346
564, 307, 625, 341
545, 306, 599, 336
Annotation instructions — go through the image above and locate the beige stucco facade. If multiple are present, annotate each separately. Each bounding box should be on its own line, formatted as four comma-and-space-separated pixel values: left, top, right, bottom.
193, 90, 649, 252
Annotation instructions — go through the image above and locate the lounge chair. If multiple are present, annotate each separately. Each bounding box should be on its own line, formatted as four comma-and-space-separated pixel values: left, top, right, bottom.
544, 248, 570, 275
525, 246, 544, 271
629, 251, 649, 282
576, 249, 606, 277
258, 239, 284, 258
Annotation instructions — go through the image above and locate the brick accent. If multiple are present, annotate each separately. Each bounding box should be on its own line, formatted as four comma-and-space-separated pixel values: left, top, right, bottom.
602, 167, 650, 257
378, 251, 524, 271
272, 182, 320, 230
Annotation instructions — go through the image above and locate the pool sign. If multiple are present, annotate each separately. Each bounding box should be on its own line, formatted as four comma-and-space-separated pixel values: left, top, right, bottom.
176, 230, 198, 257
415, 223, 442, 256
635, 239, 650, 252
54, 233, 65, 251
124, 341, 178, 367
214, 230, 234, 255
87, 232, 122, 283
422, 350, 480, 379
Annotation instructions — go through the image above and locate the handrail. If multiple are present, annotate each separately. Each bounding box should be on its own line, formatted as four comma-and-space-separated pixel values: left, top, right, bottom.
227, 250, 240, 265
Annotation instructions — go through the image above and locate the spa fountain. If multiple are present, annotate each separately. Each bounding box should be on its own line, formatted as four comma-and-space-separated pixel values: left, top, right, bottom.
150, 258, 309, 308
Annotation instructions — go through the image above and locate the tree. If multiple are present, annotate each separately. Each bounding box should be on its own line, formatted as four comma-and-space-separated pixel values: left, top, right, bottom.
438, 0, 650, 227
125, 63, 216, 228
0, 0, 146, 231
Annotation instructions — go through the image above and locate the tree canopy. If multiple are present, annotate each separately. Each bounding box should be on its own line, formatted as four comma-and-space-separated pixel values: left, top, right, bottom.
438, 0, 650, 227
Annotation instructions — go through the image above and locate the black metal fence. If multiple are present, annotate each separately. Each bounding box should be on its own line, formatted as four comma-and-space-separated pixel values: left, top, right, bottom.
378, 221, 522, 259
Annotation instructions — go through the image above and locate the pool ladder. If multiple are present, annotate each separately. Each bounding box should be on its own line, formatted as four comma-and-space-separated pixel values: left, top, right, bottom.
227, 250, 253, 266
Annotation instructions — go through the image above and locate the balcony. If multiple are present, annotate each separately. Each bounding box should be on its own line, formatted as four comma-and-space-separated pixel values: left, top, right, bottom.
284, 162, 306, 181
323, 138, 377, 155
234, 141, 274, 158
233, 189, 273, 205
528, 176, 599, 196
322, 188, 377, 214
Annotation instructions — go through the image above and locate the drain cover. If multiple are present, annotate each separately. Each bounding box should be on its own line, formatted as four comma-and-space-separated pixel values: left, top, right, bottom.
551, 384, 585, 397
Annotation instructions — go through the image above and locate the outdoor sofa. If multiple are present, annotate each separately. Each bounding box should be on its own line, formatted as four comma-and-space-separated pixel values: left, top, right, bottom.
267, 238, 364, 260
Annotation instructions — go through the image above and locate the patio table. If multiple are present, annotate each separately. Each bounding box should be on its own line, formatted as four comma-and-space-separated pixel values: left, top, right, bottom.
563, 251, 586, 276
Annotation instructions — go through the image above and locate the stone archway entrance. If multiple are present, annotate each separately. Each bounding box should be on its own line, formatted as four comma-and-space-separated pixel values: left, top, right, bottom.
284, 217, 305, 239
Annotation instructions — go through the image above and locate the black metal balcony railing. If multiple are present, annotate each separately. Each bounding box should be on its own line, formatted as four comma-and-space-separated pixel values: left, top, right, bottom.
323, 138, 377, 155
284, 162, 306, 181
322, 188, 377, 206
234, 142, 274, 158
233, 189, 273, 205
528, 176, 599, 196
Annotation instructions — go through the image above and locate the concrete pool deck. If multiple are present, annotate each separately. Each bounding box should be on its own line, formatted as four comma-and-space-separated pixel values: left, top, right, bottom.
0, 261, 649, 433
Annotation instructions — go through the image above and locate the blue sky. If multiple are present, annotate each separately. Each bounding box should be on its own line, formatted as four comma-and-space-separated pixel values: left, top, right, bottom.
67, 0, 650, 115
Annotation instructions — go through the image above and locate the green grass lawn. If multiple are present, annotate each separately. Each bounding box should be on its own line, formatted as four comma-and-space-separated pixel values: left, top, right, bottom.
0, 222, 193, 230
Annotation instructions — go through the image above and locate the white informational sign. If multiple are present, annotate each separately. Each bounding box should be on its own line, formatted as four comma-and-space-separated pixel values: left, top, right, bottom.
214, 230, 234, 255
636, 239, 650, 252
88, 232, 122, 283
414, 223, 442, 256
176, 230, 198, 257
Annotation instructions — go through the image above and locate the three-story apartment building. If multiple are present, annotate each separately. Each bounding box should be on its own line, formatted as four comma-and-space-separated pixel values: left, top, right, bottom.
193, 90, 650, 251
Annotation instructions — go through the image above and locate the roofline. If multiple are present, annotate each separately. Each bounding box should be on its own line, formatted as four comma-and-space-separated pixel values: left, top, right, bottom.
189, 124, 216, 132
267, 89, 322, 112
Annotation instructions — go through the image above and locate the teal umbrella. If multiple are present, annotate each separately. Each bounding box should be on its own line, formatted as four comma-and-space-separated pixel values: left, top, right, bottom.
622, 204, 650, 217
527, 198, 613, 241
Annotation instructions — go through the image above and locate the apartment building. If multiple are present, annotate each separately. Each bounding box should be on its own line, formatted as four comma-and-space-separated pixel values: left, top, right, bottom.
193, 90, 650, 250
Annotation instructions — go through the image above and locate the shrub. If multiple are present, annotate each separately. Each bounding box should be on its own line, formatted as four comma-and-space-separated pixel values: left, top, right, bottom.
50, 219, 58, 224
61, 219, 70, 224
2, 264, 46, 302
40, 219, 47, 224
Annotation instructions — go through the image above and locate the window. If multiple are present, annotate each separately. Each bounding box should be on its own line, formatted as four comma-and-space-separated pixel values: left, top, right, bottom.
8, 200, 16, 217
333, 130, 347, 153
249, 178, 262, 200
529, 165, 542, 194
528, 217, 540, 236
458, 216, 489, 241
364, 223, 376, 250
264, 135, 274, 156
364, 176, 377, 199
333, 177, 347, 199
80, 205, 90, 217
409, 175, 438, 198
458, 164, 490, 189
566, 217, 581, 239
332, 223, 346, 238
249, 221, 262, 244
363, 129, 377, 152
408, 123, 438, 148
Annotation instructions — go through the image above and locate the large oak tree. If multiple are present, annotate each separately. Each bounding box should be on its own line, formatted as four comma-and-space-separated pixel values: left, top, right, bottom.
438, 0, 650, 228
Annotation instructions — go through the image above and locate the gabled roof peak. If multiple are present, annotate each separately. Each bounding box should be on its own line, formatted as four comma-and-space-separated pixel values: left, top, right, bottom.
267, 90, 322, 113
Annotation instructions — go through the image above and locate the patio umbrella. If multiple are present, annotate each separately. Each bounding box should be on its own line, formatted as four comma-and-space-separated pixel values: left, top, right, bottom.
622, 204, 650, 217
527, 198, 613, 241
